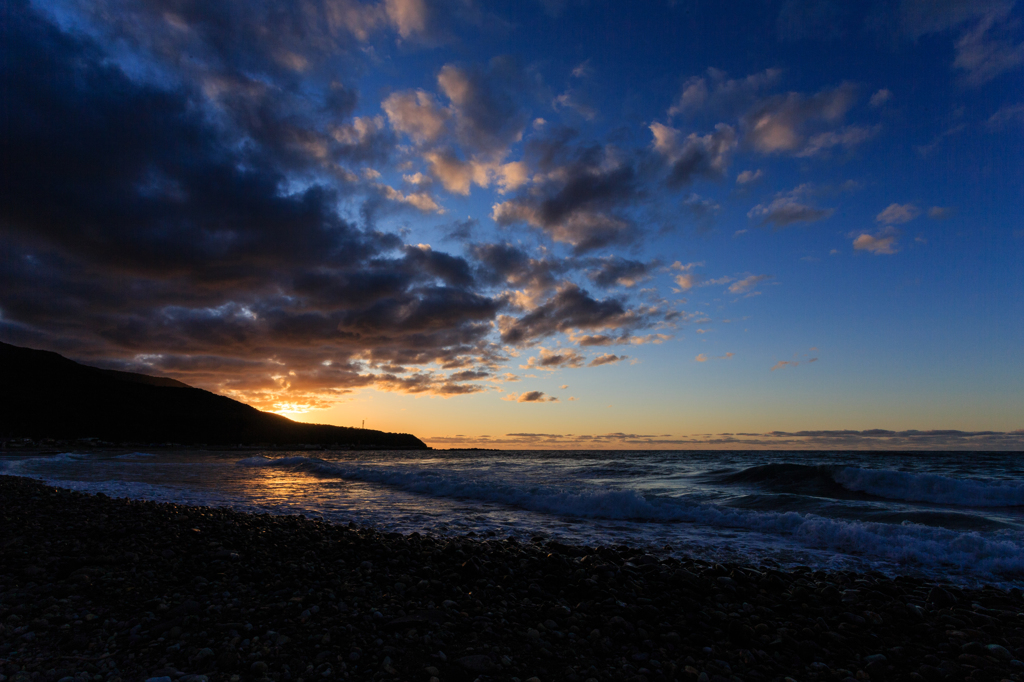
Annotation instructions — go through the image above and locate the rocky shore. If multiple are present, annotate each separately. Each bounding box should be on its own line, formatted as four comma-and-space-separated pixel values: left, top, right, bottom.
1, 475, 1022, 682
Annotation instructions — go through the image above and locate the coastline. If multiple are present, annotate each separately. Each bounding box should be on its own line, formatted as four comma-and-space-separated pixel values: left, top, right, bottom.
1, 475, 1021, 682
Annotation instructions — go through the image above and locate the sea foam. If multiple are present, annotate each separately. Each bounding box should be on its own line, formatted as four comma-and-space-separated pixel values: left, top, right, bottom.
238, 455, 1024, 576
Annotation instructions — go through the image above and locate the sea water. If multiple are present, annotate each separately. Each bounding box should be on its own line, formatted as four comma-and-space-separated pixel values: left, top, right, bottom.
2, 449, 1022, 588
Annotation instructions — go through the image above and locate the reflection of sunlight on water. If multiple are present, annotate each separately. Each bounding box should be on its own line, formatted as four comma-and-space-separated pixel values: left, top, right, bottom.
10, 449, 1023, 588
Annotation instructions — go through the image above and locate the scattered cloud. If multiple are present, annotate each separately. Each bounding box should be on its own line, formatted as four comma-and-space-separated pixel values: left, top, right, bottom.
748, 185, 834, 227
515, 390, 558, 402
952, 8, 1024, 87
650, 122, 738, 186
520, 347, 586, 370
425, 428, 1024, 450
695, 353, 709, 362
728, 274, 772, 294
736, 169, 763, 184
588, 353, 627, 367
796, 124, 881, 157
853, 227, 901, 254
869, 88, 892, 107
988, 103, 1024, 128
586, 256, 657, 288
876, 203, 921, 225
742, 83, 859, 156
669, 68, 782, 118
928, 206, 952, 219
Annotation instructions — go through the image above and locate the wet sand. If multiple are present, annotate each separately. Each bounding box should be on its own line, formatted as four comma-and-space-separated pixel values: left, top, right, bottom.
1, 475, 1022, 682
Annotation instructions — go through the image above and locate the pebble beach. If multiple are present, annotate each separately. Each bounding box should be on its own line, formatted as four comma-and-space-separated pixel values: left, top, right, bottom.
2, 474, 1023, 682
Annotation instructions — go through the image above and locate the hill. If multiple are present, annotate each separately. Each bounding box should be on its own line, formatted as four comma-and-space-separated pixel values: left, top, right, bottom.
0, 342, 427, 449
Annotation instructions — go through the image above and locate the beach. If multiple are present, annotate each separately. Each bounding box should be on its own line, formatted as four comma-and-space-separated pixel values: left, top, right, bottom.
2, 475, 1022, 682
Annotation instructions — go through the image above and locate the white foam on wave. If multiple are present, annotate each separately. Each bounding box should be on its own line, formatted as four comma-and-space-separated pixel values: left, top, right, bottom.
238, 455, 1024, 576
834, 466, 1024, 507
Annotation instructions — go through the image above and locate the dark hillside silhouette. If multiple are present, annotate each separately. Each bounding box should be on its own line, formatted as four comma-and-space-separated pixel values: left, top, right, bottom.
0, 342, 426, 448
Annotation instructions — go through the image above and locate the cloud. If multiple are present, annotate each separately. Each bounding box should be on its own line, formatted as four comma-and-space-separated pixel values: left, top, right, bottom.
571, 60, 593, 78
988, 103, 1024, 128
492, 137, 643, 253
520, 347, 586, 370
586, 256, 657, 288
869, 88, 892, 107
695, 353, 709, 362
952, 9, 1024, 86
497, 284, 661, 346
728, 275, 772, 294
588, 353, 627, 367
736, 169, 763, 184
385, 0, 428, 38
853, 227, 901, 254
876, 203, 921, 224
671, 261, 704, 291
383, 90, 450, 143
469, 242, 565, 299
748, 185, 834, 227
796, 124, 881, 157
516, 390, 557, 402
437, 58, 531, 156
742, 83, 859, 156
0, 2, 524, 410
649, 122, 737, 186
553, 91, 597, 120
669, 68, 782, 118
426, 428, 1024, 450
927, 206, 952, 219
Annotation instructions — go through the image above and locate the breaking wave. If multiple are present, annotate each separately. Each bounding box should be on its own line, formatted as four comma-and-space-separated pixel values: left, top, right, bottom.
721, 462, 1024, 507
239, 455, 1024, 576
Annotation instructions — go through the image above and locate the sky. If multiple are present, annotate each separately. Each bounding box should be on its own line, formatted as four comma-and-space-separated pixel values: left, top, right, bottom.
1, 0, 1022, 450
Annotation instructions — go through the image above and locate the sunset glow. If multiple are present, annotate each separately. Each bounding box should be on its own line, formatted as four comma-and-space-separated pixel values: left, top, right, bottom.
2, 0, 1022, 448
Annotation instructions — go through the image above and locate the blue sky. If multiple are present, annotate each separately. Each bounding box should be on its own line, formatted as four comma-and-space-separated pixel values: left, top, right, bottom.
2, 0, 1022, 448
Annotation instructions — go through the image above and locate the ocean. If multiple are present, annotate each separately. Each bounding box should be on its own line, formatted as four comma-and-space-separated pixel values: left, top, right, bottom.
3, 449, 1022, 588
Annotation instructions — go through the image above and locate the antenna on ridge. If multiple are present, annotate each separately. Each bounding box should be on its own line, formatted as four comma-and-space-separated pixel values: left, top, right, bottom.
362, 419, 365, 429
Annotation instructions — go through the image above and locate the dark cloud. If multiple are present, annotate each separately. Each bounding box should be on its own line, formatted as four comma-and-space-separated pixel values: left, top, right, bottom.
516, 390, 557, 402
470, 243, 565, 293
588, 353, 627, 367
747, 186, 834, 227
650, 123, 738, 187
493, 134, 645, 253
0, 2, 504, 408
438, 56, 533, 156
586, 257, 657, 288
498, 284, 656, 345
520, 348, 586, 369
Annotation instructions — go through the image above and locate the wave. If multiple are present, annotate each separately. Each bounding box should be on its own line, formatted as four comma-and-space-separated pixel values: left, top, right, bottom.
239, 456, 1024, 576
834, 466, 1024, 507
720, 462, 1024, 508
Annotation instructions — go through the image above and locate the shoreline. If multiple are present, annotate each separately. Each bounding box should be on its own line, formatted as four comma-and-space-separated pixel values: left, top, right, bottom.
1, 475, 1022, 682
